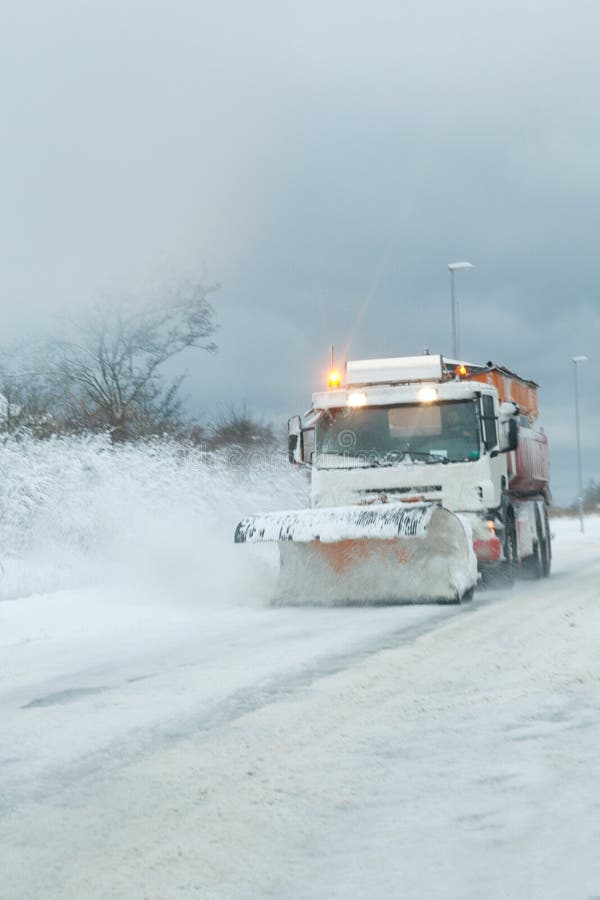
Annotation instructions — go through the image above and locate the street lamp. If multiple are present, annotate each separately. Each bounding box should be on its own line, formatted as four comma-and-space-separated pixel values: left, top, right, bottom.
572, 355, 589, 533
448, 261, 474, 360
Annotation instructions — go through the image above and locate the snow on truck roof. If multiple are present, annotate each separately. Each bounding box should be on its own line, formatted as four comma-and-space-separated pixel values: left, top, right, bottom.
345, 354, 538, 389
346, 355, 444, 386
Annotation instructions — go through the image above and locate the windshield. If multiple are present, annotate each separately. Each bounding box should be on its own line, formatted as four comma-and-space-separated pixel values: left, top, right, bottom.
315, 400, 480, 467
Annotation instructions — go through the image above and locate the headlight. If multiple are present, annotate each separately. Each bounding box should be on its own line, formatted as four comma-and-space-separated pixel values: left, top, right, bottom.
417, 387, 438, 403
347, 391, 367, 407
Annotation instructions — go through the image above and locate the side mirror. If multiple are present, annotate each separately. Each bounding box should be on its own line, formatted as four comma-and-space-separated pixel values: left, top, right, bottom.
506, 417, 518, 452
498, 410, 519, 453
288, 415, 304, 465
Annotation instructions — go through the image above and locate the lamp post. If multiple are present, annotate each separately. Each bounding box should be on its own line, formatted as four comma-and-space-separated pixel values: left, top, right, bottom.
572, 355, 589, 533
447, 261, 474, 360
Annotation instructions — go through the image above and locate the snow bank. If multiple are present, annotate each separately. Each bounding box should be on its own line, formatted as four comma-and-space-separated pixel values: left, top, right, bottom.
0, 435, 307, 604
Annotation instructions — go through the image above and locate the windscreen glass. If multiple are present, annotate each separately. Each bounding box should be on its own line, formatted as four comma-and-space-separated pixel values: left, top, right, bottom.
315, 400, 480, 467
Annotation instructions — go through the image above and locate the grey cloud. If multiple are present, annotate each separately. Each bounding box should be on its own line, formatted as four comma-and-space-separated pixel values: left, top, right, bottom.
1, 0, 598, 502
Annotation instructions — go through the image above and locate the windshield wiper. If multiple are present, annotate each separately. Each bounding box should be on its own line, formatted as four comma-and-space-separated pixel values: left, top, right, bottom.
360, 458, 396, 468
317, 453, 393, 469
407, 450, 450, 464
318, 449, 450, 467
364, 450, 409, 467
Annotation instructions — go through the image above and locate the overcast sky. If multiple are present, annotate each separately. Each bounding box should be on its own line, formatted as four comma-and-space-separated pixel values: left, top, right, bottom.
1, 0, 599, 503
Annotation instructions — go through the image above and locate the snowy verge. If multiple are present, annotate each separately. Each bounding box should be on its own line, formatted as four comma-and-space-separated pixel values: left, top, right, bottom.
0, 435, 307, 604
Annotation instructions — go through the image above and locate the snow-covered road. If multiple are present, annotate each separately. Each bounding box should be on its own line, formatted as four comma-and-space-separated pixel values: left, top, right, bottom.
2, 514, 600, 899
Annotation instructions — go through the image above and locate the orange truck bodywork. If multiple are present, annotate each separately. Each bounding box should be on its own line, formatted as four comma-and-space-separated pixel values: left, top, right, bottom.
466, 366, 539, 423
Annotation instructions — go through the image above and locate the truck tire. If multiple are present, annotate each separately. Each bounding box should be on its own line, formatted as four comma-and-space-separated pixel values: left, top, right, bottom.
541, 506, 552, 578
521, 508, 544, 580
498, 515, 517, 586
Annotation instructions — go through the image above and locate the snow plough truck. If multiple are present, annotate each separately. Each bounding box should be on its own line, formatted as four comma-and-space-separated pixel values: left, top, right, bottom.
235, 354, 551, 603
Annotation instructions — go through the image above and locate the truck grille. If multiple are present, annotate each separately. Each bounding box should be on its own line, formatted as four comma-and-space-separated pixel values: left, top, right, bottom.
358, 486, 443, 503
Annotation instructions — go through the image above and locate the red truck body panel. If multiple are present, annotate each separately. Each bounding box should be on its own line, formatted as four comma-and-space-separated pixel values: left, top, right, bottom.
509, 426, 550, 496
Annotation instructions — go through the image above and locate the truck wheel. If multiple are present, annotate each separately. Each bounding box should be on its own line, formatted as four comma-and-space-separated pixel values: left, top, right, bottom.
498, 517, 517, 586
522, 537, 543, 579
521, 509, 543, 580
541, 507, 552, 578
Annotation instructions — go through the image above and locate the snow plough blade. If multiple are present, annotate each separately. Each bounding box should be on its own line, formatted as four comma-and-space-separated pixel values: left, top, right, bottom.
235, 502, 477, 604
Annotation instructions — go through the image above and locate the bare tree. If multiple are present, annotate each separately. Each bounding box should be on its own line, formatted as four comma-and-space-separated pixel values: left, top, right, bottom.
209, 404, 275, 450
45, 279, 218, 439
583, 480, 600, 511
0, 354, 59, 435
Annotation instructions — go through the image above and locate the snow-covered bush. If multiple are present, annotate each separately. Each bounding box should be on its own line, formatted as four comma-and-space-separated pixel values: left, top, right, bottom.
0, 435, 307, 602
